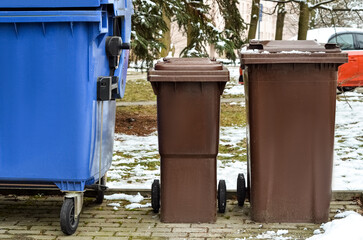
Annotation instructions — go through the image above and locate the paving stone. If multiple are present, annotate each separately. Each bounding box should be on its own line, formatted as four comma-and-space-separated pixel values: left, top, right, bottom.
189, 232, 228, 238
94, 237, 128, 240
57, 237, 94, 240
86, 222, 120, 227
115, 231, 151, 237
0, 225, 28, 230
152, 232, 188, 238
157, 223, 191, 228
173, 227, 207, 233
26, 236, 57, 240
0, 195, 361, 239
138, 227, 172, 233
6, 230, 41, 235
78, 231, 115, 236
101, 227, 136, 232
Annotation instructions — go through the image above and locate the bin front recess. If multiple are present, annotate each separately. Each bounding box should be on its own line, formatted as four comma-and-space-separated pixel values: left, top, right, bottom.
240, 40, 348, 223
148, 58, 229, 223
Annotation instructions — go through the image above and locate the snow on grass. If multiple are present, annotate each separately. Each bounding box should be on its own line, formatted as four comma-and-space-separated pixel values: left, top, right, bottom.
108, 89, 363, 191
307, 211, 363, 240
332, 91, 363, 190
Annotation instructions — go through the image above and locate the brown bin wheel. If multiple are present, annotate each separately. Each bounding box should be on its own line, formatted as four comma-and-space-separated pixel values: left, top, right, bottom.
237, 173, 246, 207
151, 179, 160, 213
218, 180, 227, 213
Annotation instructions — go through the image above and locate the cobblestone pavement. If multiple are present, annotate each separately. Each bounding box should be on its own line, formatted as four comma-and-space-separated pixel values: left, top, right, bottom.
0, 192, 362, 240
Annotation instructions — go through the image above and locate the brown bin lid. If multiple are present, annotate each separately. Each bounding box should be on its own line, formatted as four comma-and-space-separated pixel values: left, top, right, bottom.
240, 40, 348, 65
148, 58, 229, 83
155, 63, 223, 70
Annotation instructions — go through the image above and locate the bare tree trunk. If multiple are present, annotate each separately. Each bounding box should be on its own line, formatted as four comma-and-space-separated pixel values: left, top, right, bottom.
248, 0, 260, 41
275, 3, 286, 40
160, 9, 171, 58
298, 1, 310, 40
187, 21, 193, 47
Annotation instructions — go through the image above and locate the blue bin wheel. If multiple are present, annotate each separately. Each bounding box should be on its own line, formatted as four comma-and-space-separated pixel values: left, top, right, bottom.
151, 179, 160, 213
237, 173, 246, 207
60, 198, 79, 235
218, 180, 227, 213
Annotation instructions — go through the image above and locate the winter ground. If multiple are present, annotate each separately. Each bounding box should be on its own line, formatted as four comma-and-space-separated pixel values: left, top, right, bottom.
108, 67, 362, 191
106, 67, 363, 239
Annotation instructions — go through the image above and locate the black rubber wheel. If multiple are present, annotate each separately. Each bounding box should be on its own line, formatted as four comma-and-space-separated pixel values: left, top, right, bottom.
95, 190, 104, 204
237, 173, 246, 207
218, 180, 227, 213
151, 179, 160, 213
95, 176, 106, 204
60, 198, 79, 235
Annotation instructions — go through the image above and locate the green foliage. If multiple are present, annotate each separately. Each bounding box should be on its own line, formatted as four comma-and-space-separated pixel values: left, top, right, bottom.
130, 0, 168, 67
131, 0, 247, 66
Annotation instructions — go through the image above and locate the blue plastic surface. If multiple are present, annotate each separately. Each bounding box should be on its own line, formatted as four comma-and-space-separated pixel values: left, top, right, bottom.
0, 0, 115, 8
0, 1, 133, 192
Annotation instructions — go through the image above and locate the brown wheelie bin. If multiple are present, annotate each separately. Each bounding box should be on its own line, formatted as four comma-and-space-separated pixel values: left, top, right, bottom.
239, 40, 348, 223
148, 58, 229, 223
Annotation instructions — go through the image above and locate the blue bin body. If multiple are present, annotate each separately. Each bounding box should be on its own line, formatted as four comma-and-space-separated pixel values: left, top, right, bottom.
0, 0, 133, 192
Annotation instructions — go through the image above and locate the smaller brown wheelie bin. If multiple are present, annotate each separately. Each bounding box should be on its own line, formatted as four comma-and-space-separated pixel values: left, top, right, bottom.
238, 40, 348, 223
148, 58, 229, 223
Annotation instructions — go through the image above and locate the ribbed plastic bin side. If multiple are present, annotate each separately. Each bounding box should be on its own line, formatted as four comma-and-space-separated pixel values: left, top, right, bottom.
0, 0, 133, 235
148, 59, 230, 223
240, 40, 348, 223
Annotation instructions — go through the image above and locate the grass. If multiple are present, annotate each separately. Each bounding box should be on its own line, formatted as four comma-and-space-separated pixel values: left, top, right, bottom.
120, 79, 156, 102
116, 104, 157, 116
220, 103, 246, 127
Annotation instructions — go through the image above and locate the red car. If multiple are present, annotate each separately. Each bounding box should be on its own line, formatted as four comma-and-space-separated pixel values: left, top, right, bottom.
327, 31, 363, 90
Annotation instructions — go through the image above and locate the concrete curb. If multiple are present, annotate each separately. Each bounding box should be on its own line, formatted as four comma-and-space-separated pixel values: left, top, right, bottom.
1, 188, 362, 202
105, 188, 363, 202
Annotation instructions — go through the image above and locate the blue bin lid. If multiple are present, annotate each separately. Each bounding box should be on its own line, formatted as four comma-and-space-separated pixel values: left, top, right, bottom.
0, 0, 115, 8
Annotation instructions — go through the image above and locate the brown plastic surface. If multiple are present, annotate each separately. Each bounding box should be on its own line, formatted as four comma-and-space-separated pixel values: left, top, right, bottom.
155, 63, 223, 71
148, 59, 229, 223
242, 40, 348, 223
241, 40, 348, 65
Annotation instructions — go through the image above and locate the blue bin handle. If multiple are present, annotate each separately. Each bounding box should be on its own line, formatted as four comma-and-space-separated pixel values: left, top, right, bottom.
113, 0, 133, 99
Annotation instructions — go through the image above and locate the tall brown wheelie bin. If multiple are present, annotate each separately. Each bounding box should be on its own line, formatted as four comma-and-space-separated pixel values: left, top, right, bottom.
239, 40, 348, 223
148, 58, 229, 223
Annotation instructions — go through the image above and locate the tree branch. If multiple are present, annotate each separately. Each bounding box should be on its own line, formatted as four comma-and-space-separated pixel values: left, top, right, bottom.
309, 0, 336, 9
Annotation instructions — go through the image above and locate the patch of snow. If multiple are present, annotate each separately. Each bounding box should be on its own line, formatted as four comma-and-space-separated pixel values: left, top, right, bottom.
252, 229, 292, 239
223, 84, 245, 95
307, 211, 363, 240
104, 193, 144, 203
107, 203, 121, 207
125, 203, 152, 210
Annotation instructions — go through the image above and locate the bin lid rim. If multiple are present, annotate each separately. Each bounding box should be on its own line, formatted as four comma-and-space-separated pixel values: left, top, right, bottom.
241, 40, 343, 54
148, 75, 229, 83
0, 0, 133, 10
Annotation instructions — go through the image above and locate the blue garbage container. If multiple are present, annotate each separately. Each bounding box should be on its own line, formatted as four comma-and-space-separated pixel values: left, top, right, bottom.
0, 0, 133, 235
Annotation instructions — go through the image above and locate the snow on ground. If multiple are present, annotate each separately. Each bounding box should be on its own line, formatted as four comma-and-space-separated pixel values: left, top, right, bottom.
108, 87, 362, 191
105, 192, 151, 210
332, 91, 363, 190
307, 211, 363, 240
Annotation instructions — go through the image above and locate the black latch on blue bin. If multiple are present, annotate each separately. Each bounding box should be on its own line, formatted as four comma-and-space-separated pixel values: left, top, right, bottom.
106, 36, 130, 70
97, 76, 119, 101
